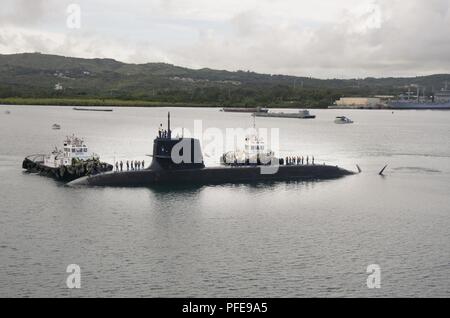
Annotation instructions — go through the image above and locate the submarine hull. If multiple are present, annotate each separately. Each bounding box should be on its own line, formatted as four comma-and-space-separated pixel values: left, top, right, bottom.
68, 165, 355, 187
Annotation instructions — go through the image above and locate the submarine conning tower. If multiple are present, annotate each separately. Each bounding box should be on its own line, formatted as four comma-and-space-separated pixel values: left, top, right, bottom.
149, 112, 205, 171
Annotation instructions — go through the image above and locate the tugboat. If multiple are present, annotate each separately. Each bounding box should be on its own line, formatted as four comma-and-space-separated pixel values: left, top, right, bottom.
68, 113, 356, 187
221, 133, 277, 166
52, 124, 61, 130
22, 135, 113, 182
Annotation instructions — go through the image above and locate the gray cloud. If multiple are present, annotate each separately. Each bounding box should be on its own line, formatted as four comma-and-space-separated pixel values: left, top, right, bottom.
0, 0, 47, 26
1, 0, 450, 78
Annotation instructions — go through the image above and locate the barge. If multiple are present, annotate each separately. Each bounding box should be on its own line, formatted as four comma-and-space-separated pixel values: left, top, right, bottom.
254, 109, 316, 119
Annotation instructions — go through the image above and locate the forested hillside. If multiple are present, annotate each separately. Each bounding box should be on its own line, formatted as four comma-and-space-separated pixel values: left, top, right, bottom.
1, 53, 449, 107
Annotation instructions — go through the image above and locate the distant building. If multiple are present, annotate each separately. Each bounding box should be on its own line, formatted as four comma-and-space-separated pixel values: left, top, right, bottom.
54, 83, 63, 91
333, 97, 384, 109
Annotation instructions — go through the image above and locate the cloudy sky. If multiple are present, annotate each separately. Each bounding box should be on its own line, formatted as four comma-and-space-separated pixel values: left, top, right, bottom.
1, 0, 449, 78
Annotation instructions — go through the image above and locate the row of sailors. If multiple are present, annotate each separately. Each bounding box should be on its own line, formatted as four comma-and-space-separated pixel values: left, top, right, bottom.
228, 156, 316, 166
115, 160, 145, 172
283, 156, 314, 165
158, 124, 171, 139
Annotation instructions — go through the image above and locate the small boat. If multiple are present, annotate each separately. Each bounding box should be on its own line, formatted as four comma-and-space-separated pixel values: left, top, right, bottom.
52, 124, 61, 130
254, 109, 316, 119
334, 116, 354, 124
73, 107, 113, 112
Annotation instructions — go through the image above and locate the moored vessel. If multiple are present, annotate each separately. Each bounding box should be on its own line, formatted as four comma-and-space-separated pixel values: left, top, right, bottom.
387, 85, 450, 109
73, 107, 113, 112
254, 109, 316, 119
387, 100, 450, 110
221, 107, 269, 113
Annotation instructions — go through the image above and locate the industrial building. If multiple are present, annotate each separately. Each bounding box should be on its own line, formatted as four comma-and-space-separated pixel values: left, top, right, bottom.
331, 97, 385, 109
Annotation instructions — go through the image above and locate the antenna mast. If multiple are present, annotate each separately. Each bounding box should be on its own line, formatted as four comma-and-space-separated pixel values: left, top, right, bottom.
167, 112, 171, 139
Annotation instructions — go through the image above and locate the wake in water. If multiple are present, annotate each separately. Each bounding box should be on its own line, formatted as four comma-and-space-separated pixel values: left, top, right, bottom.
392, 167, 441, 174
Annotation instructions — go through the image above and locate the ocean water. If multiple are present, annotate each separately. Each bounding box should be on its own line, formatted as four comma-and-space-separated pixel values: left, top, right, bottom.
0, 105, 449, 297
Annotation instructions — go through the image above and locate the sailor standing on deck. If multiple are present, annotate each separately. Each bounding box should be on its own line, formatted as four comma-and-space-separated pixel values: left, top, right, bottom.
158, 124, 163, 138
142, 160, 145, 169
120, 161, 123, 172
126, 160, 129, 171
115, 162, 119, 172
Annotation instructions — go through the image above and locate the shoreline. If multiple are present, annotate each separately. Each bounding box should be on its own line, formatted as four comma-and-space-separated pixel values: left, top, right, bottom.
0, 98, 218, 108
2, 98, 449, 110
0, 97, 330, 109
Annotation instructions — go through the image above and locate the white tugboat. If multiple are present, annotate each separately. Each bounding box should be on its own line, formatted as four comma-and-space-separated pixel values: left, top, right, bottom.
222, 115, 278, 166
22, 135, 113, 181
221, 133, 277, 166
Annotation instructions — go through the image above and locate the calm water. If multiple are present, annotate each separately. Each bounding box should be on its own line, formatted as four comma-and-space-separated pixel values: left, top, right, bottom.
0, 105, 449, 297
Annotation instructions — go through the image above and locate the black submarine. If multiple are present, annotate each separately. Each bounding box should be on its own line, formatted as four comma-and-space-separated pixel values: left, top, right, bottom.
68, 113, 355, 187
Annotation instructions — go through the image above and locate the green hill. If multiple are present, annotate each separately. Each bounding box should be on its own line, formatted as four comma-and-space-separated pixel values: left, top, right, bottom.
1, 52, 449, 107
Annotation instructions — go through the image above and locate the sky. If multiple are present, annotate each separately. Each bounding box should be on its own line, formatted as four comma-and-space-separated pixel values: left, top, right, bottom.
1, 0, 450, 78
